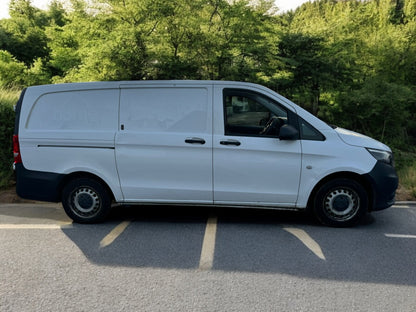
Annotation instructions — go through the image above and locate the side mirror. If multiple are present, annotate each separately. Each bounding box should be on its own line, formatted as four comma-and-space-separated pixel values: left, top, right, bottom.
279, 124, 299, 140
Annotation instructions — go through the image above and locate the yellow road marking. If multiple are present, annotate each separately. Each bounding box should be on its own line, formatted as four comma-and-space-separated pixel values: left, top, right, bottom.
0, 223, 71, 229
385, 234, 416, 239
199, 216, 218, 270
283, 227, 326, 260
99, 221, 131, 248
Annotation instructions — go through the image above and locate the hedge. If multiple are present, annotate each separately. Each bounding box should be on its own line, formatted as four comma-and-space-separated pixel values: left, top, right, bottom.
0, 89, 19, 188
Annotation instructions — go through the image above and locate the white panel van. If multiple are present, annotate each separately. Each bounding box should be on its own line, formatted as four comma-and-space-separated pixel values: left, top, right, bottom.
13, 81, 398, 226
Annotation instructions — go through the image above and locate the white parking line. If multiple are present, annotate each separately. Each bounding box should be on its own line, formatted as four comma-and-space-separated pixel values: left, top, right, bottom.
0, 223, 72, 229
283, 227, 326, 260
99, 221, 131, 248
385, 234, 416, 239
392, 205, 412, 209
199, 216, 218, 270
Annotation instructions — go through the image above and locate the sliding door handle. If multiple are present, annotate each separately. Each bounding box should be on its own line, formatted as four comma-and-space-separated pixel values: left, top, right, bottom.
220, 140, 241, 146
185, 137, 206, 145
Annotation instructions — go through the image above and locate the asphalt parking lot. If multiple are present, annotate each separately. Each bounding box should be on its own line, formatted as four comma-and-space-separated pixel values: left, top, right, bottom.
1, 202, 415, 311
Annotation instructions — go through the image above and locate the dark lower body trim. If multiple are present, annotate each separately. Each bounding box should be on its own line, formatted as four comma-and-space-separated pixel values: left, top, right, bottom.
363, 161, 398, 211
15, 163, 65, 202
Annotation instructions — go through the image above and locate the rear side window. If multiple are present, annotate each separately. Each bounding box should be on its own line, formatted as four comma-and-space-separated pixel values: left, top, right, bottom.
26, 89, 118, 131
120, 87, 209, 133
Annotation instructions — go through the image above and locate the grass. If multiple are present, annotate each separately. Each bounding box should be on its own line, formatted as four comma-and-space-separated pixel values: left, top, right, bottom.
397, 160, 416, 199
394, 149, 416, 200
400, 168, 416, 198
0, 87, 20, 107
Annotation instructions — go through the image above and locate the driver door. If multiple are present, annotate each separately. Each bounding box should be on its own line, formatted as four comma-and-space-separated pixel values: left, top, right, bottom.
213, 87, 302, 207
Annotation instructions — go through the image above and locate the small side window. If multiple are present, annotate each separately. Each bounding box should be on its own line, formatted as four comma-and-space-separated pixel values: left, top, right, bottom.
300, 118, 325, 141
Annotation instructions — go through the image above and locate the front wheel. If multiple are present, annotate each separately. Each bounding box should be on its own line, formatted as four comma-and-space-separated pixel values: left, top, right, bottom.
313, 178, 368, 227
62, 178, 111, 223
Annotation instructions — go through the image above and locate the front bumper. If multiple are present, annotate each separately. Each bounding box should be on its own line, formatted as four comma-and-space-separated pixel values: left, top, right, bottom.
363, 161, 398, 211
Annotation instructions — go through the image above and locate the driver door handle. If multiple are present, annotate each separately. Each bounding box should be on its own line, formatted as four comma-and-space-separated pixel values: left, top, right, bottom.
220, 140, 241, 146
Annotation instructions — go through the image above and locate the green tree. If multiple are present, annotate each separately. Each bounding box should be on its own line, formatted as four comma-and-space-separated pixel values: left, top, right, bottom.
276, 32, 347, 115
0, 50, 26, 88
0, 0, 50, 65
9, 0, 36, 19
335, 78, 415, 146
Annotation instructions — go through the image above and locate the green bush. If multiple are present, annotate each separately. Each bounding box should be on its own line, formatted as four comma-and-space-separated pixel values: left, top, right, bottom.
0, 51, 27, 88
0, 88, 19, 189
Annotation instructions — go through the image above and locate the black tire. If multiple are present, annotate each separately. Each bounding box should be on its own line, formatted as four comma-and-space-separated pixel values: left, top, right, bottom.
62, 178, 111, 223
313, 178, 368, 227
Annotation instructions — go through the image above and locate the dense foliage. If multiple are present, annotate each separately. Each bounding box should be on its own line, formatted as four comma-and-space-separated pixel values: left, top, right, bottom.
0, 89, 18, 188
0, 0, 415, 150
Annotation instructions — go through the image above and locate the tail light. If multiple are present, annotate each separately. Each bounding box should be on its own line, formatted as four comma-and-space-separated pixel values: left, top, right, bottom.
13, 135, 22, 164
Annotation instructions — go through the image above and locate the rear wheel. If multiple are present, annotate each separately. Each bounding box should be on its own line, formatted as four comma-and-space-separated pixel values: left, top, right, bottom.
313, 178, 368, 227
62, 178, 111, 223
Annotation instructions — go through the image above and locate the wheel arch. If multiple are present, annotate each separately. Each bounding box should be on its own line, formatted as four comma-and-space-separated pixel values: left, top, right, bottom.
307, 171, 374, 212
58, 171, 116, 202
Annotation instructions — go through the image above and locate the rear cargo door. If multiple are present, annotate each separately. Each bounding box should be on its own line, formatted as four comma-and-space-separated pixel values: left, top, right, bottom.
115, 84, 213, 203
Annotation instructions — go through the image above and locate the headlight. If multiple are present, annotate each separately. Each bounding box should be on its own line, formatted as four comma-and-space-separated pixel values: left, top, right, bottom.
366, 148, 393, 166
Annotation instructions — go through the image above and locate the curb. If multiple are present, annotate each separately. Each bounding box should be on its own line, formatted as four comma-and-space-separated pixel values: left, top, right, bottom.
394, 201, 416, 206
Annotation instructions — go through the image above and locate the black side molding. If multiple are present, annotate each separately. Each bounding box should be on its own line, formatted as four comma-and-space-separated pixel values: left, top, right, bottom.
14, 88, 27, 135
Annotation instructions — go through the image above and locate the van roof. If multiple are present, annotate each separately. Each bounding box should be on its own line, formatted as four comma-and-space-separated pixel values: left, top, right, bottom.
27, 80, 265, 90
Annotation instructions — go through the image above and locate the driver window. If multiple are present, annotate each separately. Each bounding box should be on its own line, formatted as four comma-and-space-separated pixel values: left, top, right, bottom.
223, 90, 288, 137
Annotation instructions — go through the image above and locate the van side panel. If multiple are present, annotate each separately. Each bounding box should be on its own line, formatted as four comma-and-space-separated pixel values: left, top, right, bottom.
296, 130, 377, 208
18, 87, 123, 201
116, 85, 213, 203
